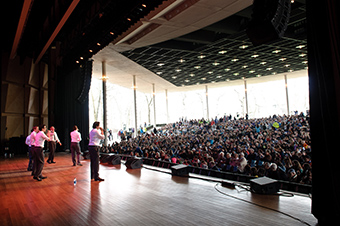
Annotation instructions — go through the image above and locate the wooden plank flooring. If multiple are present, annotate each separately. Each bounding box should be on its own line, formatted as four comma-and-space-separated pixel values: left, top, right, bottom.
0, 152, 317, 226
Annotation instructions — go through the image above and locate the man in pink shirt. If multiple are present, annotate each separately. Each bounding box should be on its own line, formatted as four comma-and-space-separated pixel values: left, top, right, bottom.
70, 125, 82, 166
33, 125, 50, 181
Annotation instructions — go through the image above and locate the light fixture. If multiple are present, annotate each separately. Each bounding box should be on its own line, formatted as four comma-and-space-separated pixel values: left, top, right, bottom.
201, 78, 206, 80
110, 32, 114, 35
224, 68, 230, 72
190, 73, 195, 77
76, 60, 79, 63
302, 61, 308, 64
172, 76, 177, 79
142, 4, 146, 7
194, 66, 201, 69
249, 70, 255, 73
185, 79, 190, 82
80, 57, 83, 60
256, 74, 261, 77
288, 69, 294, 72
284, 64, 290, 67
266, 67, 273, 70
239, 45, 248, 49
296, 45, 306, 49
156, 72, 162, 75
272, 50, 281, 53
231, 58, 239, 62
272, 72, 277, 75
299, 53, 306, 57
198, 55, 206, 59
218, 50, 227, 54
89, 49, 93, 52
279, 58, 286, 61
216, 75, 222, 78
233, 73, 239, 76
226, 79, 230, 81
127, 18, 131, 21
157, 63, 164, 66
207, 71, 213, 74
212, 62, 220, 66
101, 75, 109, 81
97, 43, 101, 46
260, 62, 267, 65
175, 69, 182, 72
178, 59, 185, 63
242, 65, 248, 69
251, 54, 259, 58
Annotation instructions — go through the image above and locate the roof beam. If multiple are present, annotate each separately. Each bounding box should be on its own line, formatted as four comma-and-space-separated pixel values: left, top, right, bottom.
10, 0, 33, 60
35, 0, 80, 63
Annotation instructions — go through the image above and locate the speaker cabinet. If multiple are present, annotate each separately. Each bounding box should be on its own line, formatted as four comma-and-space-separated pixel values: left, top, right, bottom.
125, 157, 142, 169
246, 0, 291, 46
108, 155, 121, 165
171, 164, 189, 176
250, 176, 279, 194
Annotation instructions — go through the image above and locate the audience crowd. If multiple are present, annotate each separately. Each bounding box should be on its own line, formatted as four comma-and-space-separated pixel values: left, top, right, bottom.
105, 113, 311, 185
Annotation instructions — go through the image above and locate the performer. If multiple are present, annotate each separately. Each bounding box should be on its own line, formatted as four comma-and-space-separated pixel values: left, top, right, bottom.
88, 121, 105, 181
70, 125, 82, 166
33, 125, 50, 181
29, 126, 39, 175
47, 126, 61, 164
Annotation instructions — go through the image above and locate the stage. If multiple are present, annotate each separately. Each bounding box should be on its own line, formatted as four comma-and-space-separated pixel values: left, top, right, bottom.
0, 152, 317, 226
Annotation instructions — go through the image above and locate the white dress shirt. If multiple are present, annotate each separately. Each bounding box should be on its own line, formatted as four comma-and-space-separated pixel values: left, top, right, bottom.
70, 130, 82, 143
89, 129, 104, 146
30, 131, 37, 146
49, 131, 60, 143
34, 131, 50, 148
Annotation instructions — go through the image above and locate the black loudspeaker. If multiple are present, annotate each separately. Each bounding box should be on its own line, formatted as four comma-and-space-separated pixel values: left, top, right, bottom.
246, 0, 291, 46
108, 155, 121, 165
100, 153, 111, 163
250, 176, 279, 194
83, 151, 90, 159
125, 157, 142, 169
171, 164, 189, 176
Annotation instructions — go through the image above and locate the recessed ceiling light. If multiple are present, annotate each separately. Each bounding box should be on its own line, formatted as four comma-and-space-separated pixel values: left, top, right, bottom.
231, 58, 239, 62
256, 74, 261, 77
97, 43, 101, 46
272, 72, 277, 75
172, 76, 177, 79
212, 62, 220, 66
284, 64, 290, 67
296, 45, 306, 49
242, 65, 248, 69
207, 71, 213, 74
89, 49, 93, 52
175, 69, 182, 72
233, 73, 239, 76
218, 50, 227, 54
80, 57, 83, 60
194, 66, 201, 69
249, 70, 255, 73
279, 58, 286, 61
226, 79, 230, 81
239, 45, 248, 49
178, 59, 185, 63
266, 67, 273, 70
156, 72, 162, 75
201, 78, 206, 80
260, 62, 267, 65
185, 79, 190, 82
299, 53, 307, 57
302, 61, 308, 64
76, 60, 79, 63
272, 50, 281, 53
211, 81, 215, 83
189, 73, 195, 77
224, 68, 230, 71
142, 4, 147, 7
127, 18, 131, 21
288, 69, 294, 72
157, 63, 164, 66
198, 55, 206, 59
110, 32, 114, 35
251, 54, 259, 58
216, 75, 222, 78
196, 82, 200, 85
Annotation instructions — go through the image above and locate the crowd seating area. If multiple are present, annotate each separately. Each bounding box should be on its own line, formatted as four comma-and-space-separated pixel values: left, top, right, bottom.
106, 113, 311, 184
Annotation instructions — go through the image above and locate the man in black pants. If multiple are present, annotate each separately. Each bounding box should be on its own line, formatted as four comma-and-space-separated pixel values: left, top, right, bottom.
47, 126, 62, 164
33, 125, 50, 181
88, 121, 105, 181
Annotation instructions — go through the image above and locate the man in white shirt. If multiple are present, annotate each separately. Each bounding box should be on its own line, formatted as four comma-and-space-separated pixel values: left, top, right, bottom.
25, 126, 38, 171
70, 125, 82, 166
29, 126, 39, 175
88, 121, 105, 181
47, 126, 62, 164
33, 125, 50, 181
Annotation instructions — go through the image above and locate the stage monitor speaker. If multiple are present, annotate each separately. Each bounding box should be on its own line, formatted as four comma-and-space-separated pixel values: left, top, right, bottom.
108, 155, 121, 165
171, 164, 189, 176
246, 0, 291, 46
125, 157, 142, 169
100, 154, 111, 163
250, 176, 279, 194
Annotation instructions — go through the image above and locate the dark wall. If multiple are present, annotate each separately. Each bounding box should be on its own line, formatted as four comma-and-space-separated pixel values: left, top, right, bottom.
307, 0, 340, 224
54, 60, 92, 152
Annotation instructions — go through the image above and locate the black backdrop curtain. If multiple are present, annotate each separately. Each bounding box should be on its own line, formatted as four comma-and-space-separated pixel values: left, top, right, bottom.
307, 0, 340, 224
54, 60, 92, 153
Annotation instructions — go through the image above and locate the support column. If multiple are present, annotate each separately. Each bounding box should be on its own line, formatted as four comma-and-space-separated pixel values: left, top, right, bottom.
284, 74, 290, 116
205, 85, 209, 120
152, 83, 156, 128
165, 89, 169, 124
244, 79, 249, 117
102, 61, 107, 146
133, 75, 137, 137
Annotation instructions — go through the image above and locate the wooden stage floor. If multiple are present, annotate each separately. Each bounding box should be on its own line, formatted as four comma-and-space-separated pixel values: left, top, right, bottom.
0, 152, 317, 226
